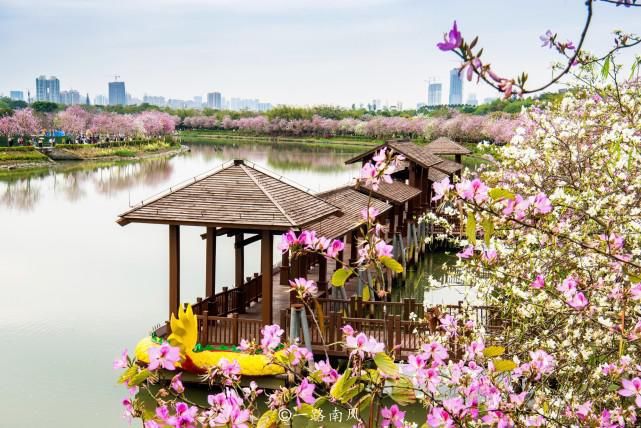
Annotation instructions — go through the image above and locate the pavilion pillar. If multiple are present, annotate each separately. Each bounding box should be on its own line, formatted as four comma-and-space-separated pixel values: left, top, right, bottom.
408, 164, 417, 217
205, 227, 216, 298
280, 251, 290, 285
235, 233, 245, 287
348, 231, 358, 266
261, 230, 274, 325
389, 205, 397, 236
455, 155, 463, 179
169, 225, 180, 320
318, 255, 328, 296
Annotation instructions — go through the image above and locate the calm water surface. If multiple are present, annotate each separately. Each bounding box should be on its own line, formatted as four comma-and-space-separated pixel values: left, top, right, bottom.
0, 142, 456, 427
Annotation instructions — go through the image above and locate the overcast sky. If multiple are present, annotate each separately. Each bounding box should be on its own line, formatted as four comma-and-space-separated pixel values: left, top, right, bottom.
0, 0, 639, 107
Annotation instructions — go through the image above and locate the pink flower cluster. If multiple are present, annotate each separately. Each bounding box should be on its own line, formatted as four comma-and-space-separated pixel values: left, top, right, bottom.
288, 277, 318, 299
343, 324, 385, 359
359, 147, 404, 191
556, 275, 589, 310
278, 229, 344, 259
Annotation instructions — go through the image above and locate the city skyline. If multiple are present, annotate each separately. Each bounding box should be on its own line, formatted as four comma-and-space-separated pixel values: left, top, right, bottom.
1, 1, 639, 106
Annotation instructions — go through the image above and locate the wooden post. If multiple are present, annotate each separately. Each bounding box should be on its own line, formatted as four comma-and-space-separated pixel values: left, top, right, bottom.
280, 251, 290, 285
169, 225, 180, 320
408, 163, 417, 215
261, 230, 274, 325
222, 286, 229, 314
232, 313, 239, 345
349, 230, 358, 265
205, 227, 216, 298
202, 311, 209, 345
318, 255, 328, 296
235, 233, 245, 288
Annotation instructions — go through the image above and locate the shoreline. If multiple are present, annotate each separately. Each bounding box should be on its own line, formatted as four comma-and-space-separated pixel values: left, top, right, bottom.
0, 144, 190, 173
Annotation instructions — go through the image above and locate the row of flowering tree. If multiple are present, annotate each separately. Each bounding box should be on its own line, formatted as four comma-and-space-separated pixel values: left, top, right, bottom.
182, 113, 521, 144
0, 106, 179, 139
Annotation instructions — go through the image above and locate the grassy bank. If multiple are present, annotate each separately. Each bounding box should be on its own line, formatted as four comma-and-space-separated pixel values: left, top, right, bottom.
179, 129, 382, 151
0, 147, 49, 163
56, 140, 179, 159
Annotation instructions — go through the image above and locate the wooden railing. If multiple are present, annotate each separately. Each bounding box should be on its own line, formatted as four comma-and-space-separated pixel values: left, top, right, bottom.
196, 313, 264, 346
192, 273, 263, 317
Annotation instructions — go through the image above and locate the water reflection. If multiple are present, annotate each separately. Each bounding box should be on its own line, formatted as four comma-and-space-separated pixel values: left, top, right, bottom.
0, 142, 356, 211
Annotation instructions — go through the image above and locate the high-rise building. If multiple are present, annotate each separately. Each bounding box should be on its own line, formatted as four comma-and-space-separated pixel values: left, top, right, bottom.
193, 96, 203, 109
35, 75, 60, 103
143, 95, 166, 107
207, 92, 222, 109
94, 94, 108, 105
448, 69, 463, 105
427, 82, 442, 106
85, 93, 91, 105
108, 81, 126, 106
60, 89, 81, 105
10, 91, 24, 101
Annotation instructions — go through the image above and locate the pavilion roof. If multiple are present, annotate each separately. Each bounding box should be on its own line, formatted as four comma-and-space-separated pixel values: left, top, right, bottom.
345, 139, 443, 169
427, 168, 448, 183
304, 186, 392, 239
117, 160, 341, 230
357, 180, 422, 205
425, 137, 471, 155
433, 159, 463, 174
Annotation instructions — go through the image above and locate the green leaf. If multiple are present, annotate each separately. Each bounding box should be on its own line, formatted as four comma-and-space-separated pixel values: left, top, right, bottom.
481, 218, 494, 246
466, 213, 477, 245
362, 285, 371, 301
128, 369, 152, 386
483, 346, 505, 358
373, 352, 398, 376
330, 369, 363, 403
494, 359, 517, 373
118, 365, 138, 384
256, 409, 279, 428
331, 268, 352, 287
390, 376, 416, 406
488, 188, 515, 201
380, 256, 403, 273
601, 55, 611, 79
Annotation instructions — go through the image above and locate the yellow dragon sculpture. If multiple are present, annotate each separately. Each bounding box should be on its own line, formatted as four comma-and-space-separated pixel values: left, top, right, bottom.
134, 305, 285, 376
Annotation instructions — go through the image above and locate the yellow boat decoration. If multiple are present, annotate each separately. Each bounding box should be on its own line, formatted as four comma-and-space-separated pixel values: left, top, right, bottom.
134, 305, 285, 376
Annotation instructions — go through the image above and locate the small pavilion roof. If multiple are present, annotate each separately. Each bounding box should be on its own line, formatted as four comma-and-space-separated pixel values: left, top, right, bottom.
345, 139, 443, 169
117, 160, 341, 230
305, 186, 392, 239
427, 168, 448, 183
433, 159, 463, 175
425, 137, 471, 155
357, 180, 422, 205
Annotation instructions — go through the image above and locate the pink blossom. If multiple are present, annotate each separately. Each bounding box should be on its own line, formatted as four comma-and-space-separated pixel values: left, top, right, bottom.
437, 21, 462, 51
298, 230, 316, 248
325, 239, 344, 258
533, 192, 552, 214
285, 344, 313, 366
113, 349, 128, 369
421, 342, 449, 364
427, 406, 454, 427
381, 404, 405, 428
540, 30, 555, 48
314, 359, 339, 385
295, 378, 316, 407
528, 349, 556, 380
170, 373, 184, 394
481, 247, 497, 264
432, 177, 452, 201
557, 275, 578, 296
568, 292, 588, 309
375, 239, 393, 258
278, 230, 297, 252
530, 275, 545, 289
144, 421, 160, 428
345, 332, 385, 358
439, 314, 458, 337
630, 283, 641, 300
260, 324, 284, 352
455, 178, 489, 204
618, 377, 641, 407
289, 277, 318, 298
457, 245, 474, 259
122, 398, 134, 421
361, 206, 380, 222
166, 402, 198, 428
342, 324, 354, 336
148, 342, 181, 371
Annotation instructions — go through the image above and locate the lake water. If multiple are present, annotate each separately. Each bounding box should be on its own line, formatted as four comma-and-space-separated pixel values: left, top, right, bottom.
0, 141, 456, 427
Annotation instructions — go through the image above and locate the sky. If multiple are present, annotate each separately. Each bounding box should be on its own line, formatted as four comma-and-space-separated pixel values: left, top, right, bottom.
0, 0, 639, 107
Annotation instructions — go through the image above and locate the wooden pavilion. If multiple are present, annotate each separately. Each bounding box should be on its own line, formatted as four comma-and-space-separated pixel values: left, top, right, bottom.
424, 136, 471, 165
116, 159, 341, 325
